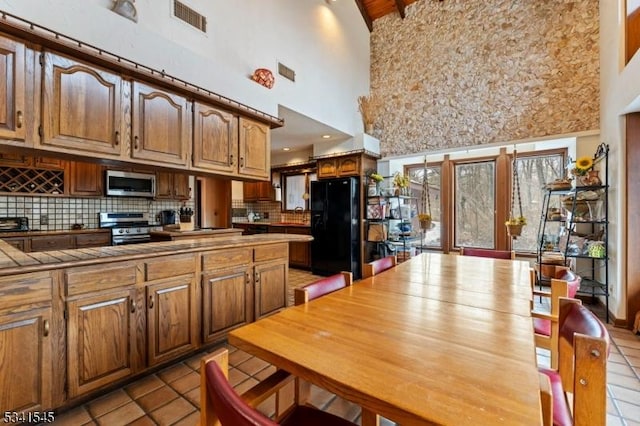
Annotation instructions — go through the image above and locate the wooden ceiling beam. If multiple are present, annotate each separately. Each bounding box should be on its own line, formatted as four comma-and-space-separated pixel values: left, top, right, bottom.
355, 0, 373, 32
395, 0, 406, 19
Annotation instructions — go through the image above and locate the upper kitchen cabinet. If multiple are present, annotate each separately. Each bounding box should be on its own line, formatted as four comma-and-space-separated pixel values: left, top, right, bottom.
41, 52, 126, 158
238, 117, 270, 180
0, 34, 37, 147
131, 81, 191, 167
192, 102, 238, 175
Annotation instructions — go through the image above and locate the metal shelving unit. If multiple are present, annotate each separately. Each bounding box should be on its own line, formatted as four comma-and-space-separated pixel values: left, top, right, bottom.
536, 143, 609, 320
365, 194, 419, 263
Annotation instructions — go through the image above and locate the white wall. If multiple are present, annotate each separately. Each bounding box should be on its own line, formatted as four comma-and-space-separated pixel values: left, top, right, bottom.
1, 0, 369, 136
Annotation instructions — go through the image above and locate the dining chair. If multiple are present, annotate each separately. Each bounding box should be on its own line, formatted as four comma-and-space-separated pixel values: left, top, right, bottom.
362, 255, 397, 278
294, 271, 352, 306
459, 247, 515, 259
538, 298, 609, 426
200, 348, 357, 426
532, 270, 581, 368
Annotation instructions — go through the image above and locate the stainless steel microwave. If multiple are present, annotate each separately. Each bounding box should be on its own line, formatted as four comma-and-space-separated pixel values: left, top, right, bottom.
105, 170, 156, 198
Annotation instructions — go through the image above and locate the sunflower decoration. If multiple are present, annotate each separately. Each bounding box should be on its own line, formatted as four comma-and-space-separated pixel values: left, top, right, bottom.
573, 156, 593, 176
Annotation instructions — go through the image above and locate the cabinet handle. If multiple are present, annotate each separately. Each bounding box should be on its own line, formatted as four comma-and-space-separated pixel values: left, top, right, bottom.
134, 135, 139, 150
246, 272, 251, 285
240, 157, 244, 168
254, 272, 260, 284
230, 154, 234, 165
16, 111, 23, 128
130, 299, 136, 313
115, 130, 120, 146
149, 295, 154, 309
43, 320, 50, 337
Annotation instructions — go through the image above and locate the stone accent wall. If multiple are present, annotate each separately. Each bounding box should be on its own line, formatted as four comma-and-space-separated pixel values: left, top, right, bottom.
370, 0, 599, 157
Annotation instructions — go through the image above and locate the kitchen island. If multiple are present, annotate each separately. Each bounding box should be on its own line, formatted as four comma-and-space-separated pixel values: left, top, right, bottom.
0, 233, 310, 415
149, 227, 243, 241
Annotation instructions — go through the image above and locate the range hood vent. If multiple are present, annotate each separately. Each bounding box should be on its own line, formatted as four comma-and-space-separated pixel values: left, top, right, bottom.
173, 0, 207, 33
278, 62, 296, 82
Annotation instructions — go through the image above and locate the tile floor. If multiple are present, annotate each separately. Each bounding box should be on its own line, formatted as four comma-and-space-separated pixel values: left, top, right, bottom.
50, 269, 640, 426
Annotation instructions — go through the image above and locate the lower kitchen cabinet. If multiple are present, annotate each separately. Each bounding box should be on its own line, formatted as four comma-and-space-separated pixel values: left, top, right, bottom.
146, 275, 198, 366
202, 266, 251, 344
254, 260, 287, 318
66, 287, 138, 398
0, 307, 53, 414
31, 234, 75, 252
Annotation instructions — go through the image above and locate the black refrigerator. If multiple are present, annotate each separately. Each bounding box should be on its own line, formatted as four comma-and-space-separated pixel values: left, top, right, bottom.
311, 177, 360, 279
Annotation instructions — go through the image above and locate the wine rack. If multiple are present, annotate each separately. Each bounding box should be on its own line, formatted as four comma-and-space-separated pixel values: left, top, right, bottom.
0, 166, 65, 194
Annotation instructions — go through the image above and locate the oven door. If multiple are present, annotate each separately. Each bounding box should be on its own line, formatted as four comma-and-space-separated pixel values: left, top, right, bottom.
112, 234, 151, 246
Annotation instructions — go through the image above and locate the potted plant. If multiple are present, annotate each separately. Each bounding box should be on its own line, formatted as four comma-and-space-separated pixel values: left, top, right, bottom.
418, 213, 432, 230
392, 172, 410, 196
505, 216, 527, 238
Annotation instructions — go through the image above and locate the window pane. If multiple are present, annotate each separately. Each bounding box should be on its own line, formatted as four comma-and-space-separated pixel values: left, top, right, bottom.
512, 153, 565, 252
284, 174, 306, 210
455, 161, 495, 248
407, 165, 441, 248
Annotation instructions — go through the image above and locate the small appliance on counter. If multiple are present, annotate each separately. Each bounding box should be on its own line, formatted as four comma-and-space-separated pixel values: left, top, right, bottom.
0, 217, 29, 232
159, 210, 176, 225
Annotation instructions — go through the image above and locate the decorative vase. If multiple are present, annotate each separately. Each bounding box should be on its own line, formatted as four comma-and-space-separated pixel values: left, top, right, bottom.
365, 123, 374, 135
368, 181, 379, 196
586, 170, 601, 186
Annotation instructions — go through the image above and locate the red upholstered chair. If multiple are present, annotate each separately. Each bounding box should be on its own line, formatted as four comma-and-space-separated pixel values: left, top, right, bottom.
200, 348, 356, 426
532, 270, 582, 368
538, 298, 609, 426
294, 272, 352, 306
459, 247, 515, 259
362, 255, 397, 278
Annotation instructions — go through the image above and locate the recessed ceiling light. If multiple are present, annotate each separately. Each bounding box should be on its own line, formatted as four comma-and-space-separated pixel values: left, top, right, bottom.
282, 147, 291, 151
322, 134, 331, 139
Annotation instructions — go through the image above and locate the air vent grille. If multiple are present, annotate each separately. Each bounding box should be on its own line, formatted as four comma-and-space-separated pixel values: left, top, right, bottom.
278, 63, 296, 82
173, 0, 207, 32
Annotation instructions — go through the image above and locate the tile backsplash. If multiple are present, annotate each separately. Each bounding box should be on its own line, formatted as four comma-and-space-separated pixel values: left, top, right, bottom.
0, 195, 194, 231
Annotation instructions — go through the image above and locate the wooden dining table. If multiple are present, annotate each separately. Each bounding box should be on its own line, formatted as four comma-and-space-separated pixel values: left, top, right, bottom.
228, 253, 542, 425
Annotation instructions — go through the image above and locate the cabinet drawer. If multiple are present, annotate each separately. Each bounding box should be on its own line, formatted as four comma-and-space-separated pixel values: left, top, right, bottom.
254, 243, 288, 262
286, 227, 311, 235
202, 248, 252, 271
145, 253, 196, 281
74, 232, 111, 248
0, 271, 52, 310
2, 237, 26, 251
65, 262, 138, 296
30, 234, 74, 252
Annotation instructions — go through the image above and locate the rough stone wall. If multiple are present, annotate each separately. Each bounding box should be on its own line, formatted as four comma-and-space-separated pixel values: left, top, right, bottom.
370, 0, 599, 157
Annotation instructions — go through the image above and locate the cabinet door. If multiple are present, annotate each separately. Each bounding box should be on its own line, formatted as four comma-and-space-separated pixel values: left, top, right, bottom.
238, 117, 270, 179
155, 171, 174, 199
254, 260, 287, 319
30, 234, 75, 252
68, 161, 103, 196
35, 157, 65, 170
1, 237, 26, 251
173, 173, 190, 200
193, 103, 238, 174
337, 156, 360, 177
243, 182, 258, 202
0, 308, 53, 414
74, 232, 111, 248
257, 181, 274, 200
146, 276, 197, 366
131, 82, 191, 166
0, 36, 26, 143
317, 158, 338, 179
202, 266, 251, 344
42, 52, 126, 157
67, 288, 137, 397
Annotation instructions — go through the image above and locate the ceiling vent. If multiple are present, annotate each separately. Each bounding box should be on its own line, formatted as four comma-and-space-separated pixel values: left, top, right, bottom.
278, 62, 296, 82
173, 0, 207, 33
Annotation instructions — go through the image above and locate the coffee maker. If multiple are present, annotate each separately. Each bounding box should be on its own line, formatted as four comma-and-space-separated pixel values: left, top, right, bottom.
159, 210, 176, 225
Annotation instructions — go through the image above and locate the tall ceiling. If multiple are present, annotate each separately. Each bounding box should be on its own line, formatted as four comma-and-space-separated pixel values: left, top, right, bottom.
355, 0, 424, 31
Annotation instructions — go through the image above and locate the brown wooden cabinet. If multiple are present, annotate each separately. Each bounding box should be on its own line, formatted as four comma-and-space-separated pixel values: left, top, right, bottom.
66, 287, 138, 397
41, 52, 126, 158
67, 161, 103, 196
287, 227, 312, 269
239, 117, 270, 179
243, 181, 274, 202
156, 171, 190, 200
253, 243, 288, 319
0, 152, 32, 166
35, 157, 65, 170
193, 102, 238, 174
0, 271, 53, 415
131, 81, 191, 167
30, 234, 74, 252
317, 155, 361, 179
0, 35, 30, 146
74, 232, 111, 248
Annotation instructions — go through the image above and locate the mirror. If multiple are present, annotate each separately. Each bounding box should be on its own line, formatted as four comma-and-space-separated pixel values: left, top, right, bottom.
283, 172, 316, 211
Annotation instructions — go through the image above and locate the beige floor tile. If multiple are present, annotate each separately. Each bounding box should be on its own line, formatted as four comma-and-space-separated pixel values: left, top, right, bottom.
95, 401, 145, 426
149, 397, 195, 425
171, 411, 200, 426
125, 374, 165, 400
620, 346, 640, 359
229, 349, 252, 366
52, 406, 92, 425
606, 414, 626, 426
607, 372, 640, 391
157, 363, 192, 384
608, 361, 637, 377
233, 377, 260, 395
254, 364, 278, 381
228, 366, 250, 386
184, 352, 207, 371
183, 386, 201, 409
607, 396, 619, 415
626, 419, 640, 426
235, 355, 271, 376
126, 415, 157, 425
87, 389, 132, 418
609, 383, 640, 404
168, 370, 200, 394
136, 385, 179, 413
616, 399, 640, 422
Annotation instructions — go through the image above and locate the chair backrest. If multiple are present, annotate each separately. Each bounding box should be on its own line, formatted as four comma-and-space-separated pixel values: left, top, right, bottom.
556, 269, 581, 298
540, 298, 610, 426
362, 255, 397, 278
460, 247, 515, 259
294, 271, 352, 305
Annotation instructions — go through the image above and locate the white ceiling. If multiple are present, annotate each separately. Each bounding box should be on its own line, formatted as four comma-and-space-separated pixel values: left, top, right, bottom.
271, 105, 351, 154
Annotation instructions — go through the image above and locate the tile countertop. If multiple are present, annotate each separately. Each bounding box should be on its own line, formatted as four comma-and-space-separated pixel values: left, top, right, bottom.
232, 221, 310, 227
0, 228, 111, 237
0, 233, 313, 276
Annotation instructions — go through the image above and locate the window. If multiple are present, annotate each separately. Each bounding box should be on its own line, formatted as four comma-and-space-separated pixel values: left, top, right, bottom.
406, 164, 442, 248
455, 161, 495, 249
282, 172, 316, 211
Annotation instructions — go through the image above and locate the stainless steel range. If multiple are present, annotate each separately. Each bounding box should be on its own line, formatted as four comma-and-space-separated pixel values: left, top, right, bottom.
99, 212, 152, 245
